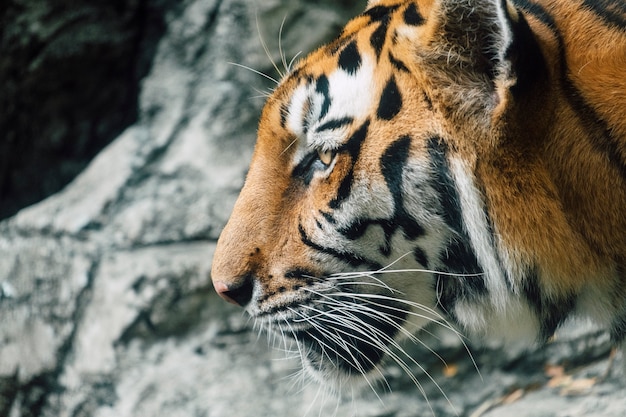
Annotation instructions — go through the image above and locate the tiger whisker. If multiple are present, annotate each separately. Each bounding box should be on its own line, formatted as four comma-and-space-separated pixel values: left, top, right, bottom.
309, 281, 466, 341
319, 290, 459, 334
298, 302, 413, 385
327, 279, 402, 292
300, 287, 470, 415
228, 62, 280, 85
324, 290, 482, 378
255, 13, 285, 81
303, 303, 456, 417
280, 136, 300, 156
307, 309, 432, 409
278, 15, 289, 76
287, 50, 303, 72
307, 295, 445, 374
379, 268, 485, 277
289, 306, 376, 377
327, 250, 485, 282
248, 88, 273, 100
302, 378, 324, 417
303, 286, 458, 364
312, 297, 450, 368
331, 267, 485, 278
288, 306, 390, 401
323, 273, 401, 294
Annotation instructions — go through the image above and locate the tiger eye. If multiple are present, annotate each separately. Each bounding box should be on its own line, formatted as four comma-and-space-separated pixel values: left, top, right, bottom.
317, 149, 335, 166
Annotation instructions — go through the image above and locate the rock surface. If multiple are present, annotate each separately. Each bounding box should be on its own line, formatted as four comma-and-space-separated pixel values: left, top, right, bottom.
0, 0, 172, 220
0, 1, 623, 417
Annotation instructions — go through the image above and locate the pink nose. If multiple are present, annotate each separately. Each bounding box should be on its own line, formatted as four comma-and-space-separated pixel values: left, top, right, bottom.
213, 277, 253, 307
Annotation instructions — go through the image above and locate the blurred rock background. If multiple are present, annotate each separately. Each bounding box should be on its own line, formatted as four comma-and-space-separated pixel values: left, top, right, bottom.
0, 0, 623, 416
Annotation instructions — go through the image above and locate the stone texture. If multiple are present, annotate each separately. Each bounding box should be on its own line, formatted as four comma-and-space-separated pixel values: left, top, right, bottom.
0, 0, 172, 220
0, 1, 624, 416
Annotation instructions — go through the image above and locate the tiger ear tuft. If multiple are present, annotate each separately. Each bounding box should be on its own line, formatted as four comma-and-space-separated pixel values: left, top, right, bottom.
424, 0, 522, 121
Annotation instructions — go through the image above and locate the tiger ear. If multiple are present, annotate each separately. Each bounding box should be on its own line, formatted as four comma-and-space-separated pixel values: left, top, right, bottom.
422, 0, 524, 123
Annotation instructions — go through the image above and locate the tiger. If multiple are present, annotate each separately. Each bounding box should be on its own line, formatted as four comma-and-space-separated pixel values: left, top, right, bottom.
211, 0, 626, 396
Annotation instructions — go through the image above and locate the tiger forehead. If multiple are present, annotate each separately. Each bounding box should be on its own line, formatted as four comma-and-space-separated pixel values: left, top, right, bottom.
279, 55, 377, 150
300, 0, 431, 72
275, 2, 431, 148
341, 0, 432, 41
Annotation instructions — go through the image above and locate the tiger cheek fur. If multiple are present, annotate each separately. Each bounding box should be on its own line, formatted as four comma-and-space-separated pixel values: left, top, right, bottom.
212, 0, 626, 390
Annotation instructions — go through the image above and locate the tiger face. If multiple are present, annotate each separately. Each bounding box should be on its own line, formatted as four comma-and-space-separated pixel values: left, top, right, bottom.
212, 0, 626, 388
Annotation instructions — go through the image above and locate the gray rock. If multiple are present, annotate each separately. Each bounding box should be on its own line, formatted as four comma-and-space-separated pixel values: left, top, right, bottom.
0, 1, 623, 417
0, 0, 172, 220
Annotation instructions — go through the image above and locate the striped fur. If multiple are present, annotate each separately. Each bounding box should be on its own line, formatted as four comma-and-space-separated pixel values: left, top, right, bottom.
212, 0, 626, 390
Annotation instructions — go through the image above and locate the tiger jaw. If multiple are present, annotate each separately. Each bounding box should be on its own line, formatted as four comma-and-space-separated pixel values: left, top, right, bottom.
268, 287, 409, 376
249, 268, 439, 380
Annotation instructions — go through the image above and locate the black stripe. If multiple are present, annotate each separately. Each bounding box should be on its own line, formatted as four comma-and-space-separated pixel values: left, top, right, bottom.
285, 268, 319, 280
377, 76, 403, 120
521, 268, 576, 342
320, 210, 336, 224
315, 75, 331, 120
292, 152, 328, 186
562, 76, 626, 182
506, 11, 549, 98
426, 137, 488, 311
440, 240, 482, 274
422, 92, 433, 111
403, 3, 425, 25
299, 223, 382, 270
388, 52, 410, 73
582, 0, 626, 28
330, 171, 355, 209
513, 0, 557, 28
380, 135, 424, 240
427, 137, 464, 234
333, 134, 424, 257
339, 219, 370, 240
316, 117, 353, 132
363, 5, 399, 21
516, 0, 626, 181
339, 119, 369, 158
436, 238, 487, 312
338, 40, 362, 75
370, 16, 391, 60
427, 138, 505, 287
279, 102, 289, 128
328, 121, 370, 209
413, 246, 429, 268
338, 217, 397, 257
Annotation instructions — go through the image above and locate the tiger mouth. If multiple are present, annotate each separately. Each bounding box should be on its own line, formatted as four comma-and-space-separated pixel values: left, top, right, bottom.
295, 327, 387, 374
264, 295, 409, 375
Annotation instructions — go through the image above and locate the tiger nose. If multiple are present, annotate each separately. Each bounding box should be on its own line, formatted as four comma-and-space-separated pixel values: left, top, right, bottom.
213, 275, 253, 307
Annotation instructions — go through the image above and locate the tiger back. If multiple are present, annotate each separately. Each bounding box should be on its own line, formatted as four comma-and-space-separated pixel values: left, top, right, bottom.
211, 0, 626, 388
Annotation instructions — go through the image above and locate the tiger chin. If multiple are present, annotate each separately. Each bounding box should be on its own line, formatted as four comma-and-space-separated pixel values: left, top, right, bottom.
211, 0, 626, 396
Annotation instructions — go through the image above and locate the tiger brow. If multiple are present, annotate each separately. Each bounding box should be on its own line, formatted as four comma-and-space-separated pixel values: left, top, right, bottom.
315, 117, 354, 132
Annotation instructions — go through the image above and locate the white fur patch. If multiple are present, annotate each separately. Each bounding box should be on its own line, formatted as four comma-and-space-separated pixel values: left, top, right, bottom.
492, 0, 514, 64
316, 55, 376, 129
286, 55, 376, 159
448, 158, 511, 303
285, 82, 311, 138
447, 157, 542, 342
454, 297, 539, 344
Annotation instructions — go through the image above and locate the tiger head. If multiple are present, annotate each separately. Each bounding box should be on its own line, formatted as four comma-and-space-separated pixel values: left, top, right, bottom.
211, 0, 626, 388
